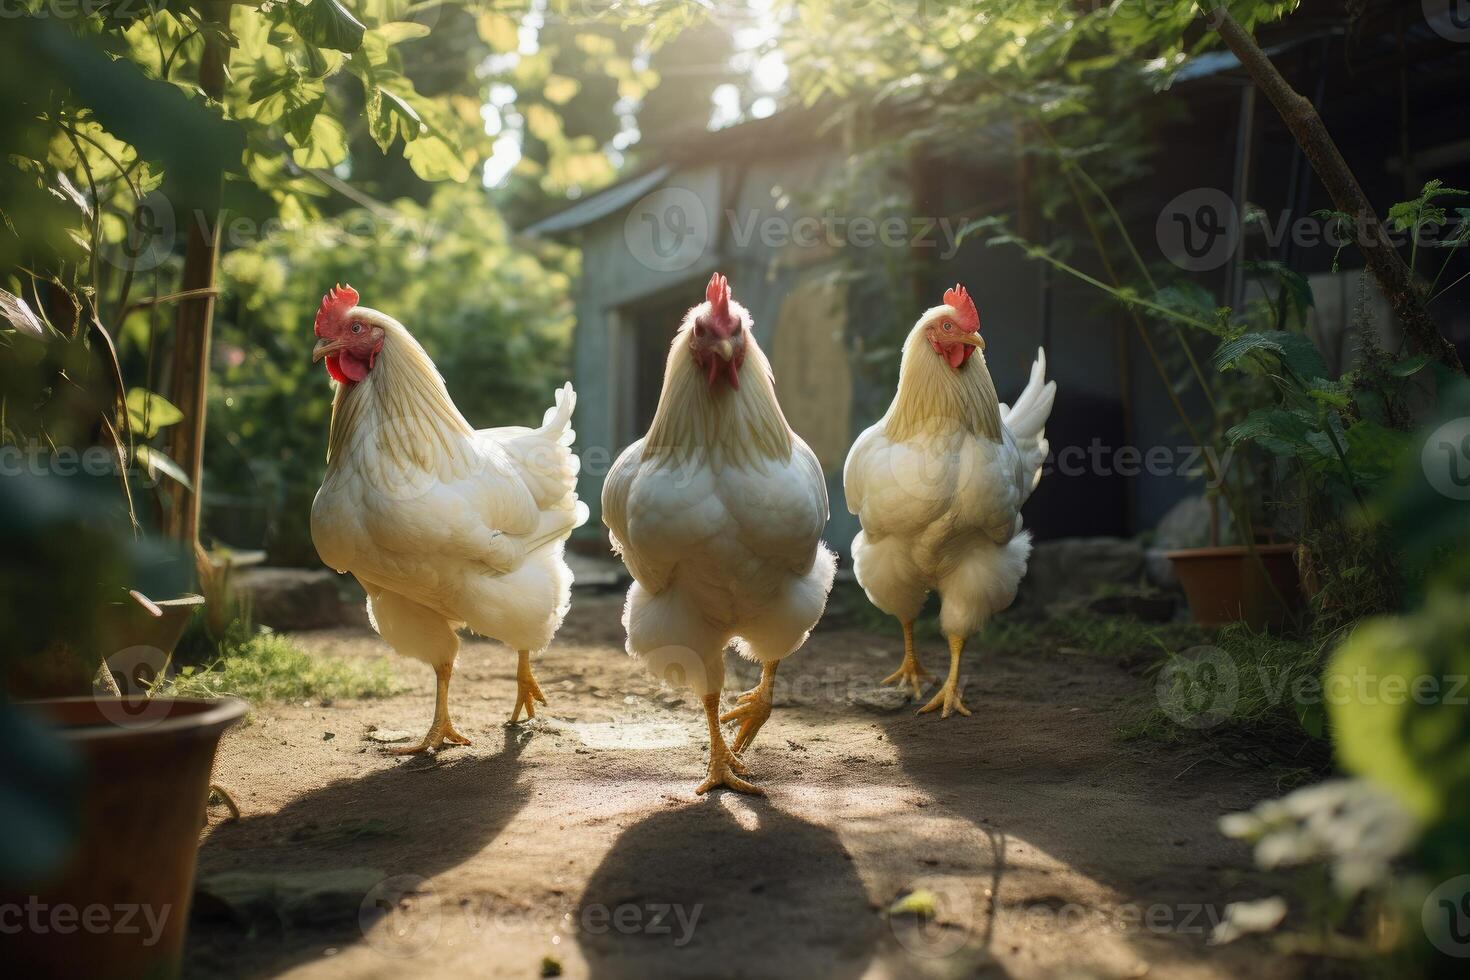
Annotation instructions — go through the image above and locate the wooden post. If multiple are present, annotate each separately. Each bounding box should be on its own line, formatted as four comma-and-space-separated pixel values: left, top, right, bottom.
162, 13, 227, 566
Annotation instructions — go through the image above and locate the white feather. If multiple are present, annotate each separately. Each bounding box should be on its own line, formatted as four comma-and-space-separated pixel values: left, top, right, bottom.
845, 331, 1056, 639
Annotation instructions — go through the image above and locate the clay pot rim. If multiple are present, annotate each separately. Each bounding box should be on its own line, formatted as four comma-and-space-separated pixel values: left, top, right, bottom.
18, 696, 248, 742
1164, 543, 1297, 560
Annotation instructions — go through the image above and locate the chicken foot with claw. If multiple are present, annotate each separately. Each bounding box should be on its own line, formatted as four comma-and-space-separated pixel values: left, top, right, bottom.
510, 649, 548, 723
881, 620, 932, 698
917, 635, 972, 719
721, 661, 777, 754
697, 692, 763, 795
389, 662, 473, 754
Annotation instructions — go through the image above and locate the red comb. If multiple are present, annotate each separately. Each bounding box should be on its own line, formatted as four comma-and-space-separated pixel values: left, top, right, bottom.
315, 283, 359, 336
943, 283, 980, 334
705, 272, 731, 319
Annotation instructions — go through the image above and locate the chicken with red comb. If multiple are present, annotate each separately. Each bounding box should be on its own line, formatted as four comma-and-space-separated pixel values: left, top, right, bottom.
602, 272, 836, 794
844, 282, 1055, 719
309, 285, 587, 752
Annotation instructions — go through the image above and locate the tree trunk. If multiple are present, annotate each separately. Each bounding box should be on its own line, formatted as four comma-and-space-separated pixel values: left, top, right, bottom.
162, 20, 227, 564
1208, 6, 1464, 374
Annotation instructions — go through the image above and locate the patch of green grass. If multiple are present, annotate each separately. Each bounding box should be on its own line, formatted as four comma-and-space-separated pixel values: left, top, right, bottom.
1122, 622, 1333, 762
983, 608, 1206, 665
163, 623, 398, 703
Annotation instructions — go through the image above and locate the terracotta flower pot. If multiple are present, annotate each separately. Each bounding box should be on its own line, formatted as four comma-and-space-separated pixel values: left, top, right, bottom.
5, 593, 205, 699
1165, 543, 1303, 630
1, 696, 246, 979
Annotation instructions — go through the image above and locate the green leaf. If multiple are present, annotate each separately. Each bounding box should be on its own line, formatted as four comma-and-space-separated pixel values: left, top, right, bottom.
134, 445, 193, 491
403, 133, 468, 183
1342, 420, 1409, 485
1226, 408, 1316, 457
1212, 330, 1328, 381
1244, 259, 1313, 327
1327, 596, 1470, 824
290, 113, 349, 169
1389, 352, 1433, 378
370, 22, 431, 47
288, 0, 366, 54
283, 92, 325, 147
0, 287, 46, 338
368, 86, 423, 153
125, 388, 184, 438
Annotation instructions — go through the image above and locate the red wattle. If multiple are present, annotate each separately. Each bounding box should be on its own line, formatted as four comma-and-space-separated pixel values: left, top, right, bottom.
325, 350, 371, 384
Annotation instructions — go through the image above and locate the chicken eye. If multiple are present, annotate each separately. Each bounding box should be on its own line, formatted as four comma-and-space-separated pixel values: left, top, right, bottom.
351, 322, 363, 334
694, 323, 707, 338
942, 320, 954, 332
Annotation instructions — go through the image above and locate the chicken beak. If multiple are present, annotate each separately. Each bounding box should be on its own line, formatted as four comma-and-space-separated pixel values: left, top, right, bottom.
955, 332, 986, 350
312, 337, 344, 362
715, 338, 735, 362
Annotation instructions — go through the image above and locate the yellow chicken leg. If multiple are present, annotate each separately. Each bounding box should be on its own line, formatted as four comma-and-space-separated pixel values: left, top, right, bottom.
389, 662, 472, 754
721, 661, 777, 754
696, 692, 763, 795
917, 635, 972, 719
510, 649, 548, 723
881, 619, 932, 698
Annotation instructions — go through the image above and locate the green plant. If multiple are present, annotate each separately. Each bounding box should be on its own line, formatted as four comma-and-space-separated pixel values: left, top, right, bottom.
1135, 622, 1333, 747
164, 621, 398, 703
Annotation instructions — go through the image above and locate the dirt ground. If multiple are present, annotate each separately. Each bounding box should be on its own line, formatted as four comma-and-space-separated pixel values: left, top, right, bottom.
186, 587, 1304, 980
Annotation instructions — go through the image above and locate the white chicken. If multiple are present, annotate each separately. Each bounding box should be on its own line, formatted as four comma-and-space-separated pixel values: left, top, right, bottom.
843, 284, 1055, 718
309, 284, 586, 753
602, 273, 836, 795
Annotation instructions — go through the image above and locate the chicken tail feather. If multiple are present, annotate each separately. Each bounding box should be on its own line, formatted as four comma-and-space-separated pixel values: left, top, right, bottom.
1002, 347, 1057, 499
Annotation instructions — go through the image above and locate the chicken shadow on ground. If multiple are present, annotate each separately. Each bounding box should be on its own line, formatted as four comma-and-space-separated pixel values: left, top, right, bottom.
185, 731, 531, 978
576, 799, 878, 979
869, 627, 1285, 975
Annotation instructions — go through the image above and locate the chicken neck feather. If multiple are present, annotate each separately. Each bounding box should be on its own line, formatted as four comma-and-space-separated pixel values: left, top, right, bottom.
883, 327, 1003, 443
642, 320, 793, 473
326, 314, 473, 473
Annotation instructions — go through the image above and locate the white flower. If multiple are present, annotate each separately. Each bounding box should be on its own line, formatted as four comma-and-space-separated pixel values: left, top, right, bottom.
1219, 778, 1419, 897
1209, 896, 1288, 945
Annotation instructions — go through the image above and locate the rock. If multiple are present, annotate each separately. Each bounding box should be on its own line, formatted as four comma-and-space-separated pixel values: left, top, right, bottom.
1023, 537, 1144, 605
1146, 496, 1235, 591
234, 567, 365, 631
1087, 592, 1178, 622
1153, 495, 1233, 551
848, 686, 911, 713
1144, 547, 1180, 591
193, 868, 386, 928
